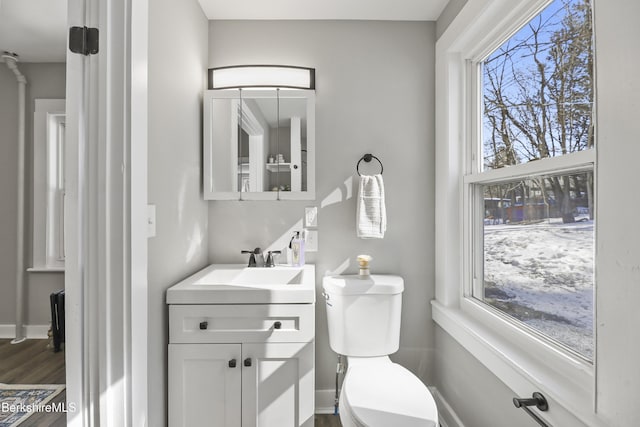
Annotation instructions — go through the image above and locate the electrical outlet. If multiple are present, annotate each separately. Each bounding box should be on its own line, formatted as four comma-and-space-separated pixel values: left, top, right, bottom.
305, 206, 318, 227
305, 229, 318, 252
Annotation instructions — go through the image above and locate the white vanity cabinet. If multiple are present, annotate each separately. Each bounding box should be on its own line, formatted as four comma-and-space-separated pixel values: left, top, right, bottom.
169, 343, 242, 427
168, 303, 315, 427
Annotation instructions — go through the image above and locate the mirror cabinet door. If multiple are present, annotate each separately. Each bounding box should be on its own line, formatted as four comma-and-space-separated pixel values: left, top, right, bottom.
273, 94, 308, 193
238, 91, 277, 195
203, 89, 315, 200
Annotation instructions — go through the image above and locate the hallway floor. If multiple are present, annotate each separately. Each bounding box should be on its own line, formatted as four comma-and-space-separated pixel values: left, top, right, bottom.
315, 414, 342, 426
0, 338, 66, 426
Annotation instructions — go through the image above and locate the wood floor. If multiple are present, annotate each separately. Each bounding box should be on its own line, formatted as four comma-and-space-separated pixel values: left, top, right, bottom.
314, 414, 343, 426
0, 338, 66, 426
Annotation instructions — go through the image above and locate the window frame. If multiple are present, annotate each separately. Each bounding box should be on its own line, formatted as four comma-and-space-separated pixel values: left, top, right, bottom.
433, 0, 603, 425
30, 98, 66, 272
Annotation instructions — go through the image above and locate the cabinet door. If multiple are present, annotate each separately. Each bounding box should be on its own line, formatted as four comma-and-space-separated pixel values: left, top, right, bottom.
242, 342, 314, 427
169, 344, 241, 427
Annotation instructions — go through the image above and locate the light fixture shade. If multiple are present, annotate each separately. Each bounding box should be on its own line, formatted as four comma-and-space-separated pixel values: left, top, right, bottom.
208, 65, 315, 90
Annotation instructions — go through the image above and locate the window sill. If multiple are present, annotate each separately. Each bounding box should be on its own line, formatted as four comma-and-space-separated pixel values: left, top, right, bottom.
432, 300, 605, 427
27, 267, 65, 273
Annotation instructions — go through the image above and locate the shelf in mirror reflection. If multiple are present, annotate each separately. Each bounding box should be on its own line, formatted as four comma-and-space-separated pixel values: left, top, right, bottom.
266, 163, 292, 172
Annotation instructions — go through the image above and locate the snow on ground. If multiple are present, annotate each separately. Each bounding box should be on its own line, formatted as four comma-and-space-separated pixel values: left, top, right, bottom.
483, 218, 594, 358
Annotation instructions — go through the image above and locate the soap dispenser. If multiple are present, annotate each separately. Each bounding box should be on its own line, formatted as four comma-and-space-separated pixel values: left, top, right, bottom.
289, 231, 305, 267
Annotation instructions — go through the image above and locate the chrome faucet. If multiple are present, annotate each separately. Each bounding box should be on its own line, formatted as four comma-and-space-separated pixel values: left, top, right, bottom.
241, 248, 281, 267
241, 248, 265, 267
265, 250, 281, 267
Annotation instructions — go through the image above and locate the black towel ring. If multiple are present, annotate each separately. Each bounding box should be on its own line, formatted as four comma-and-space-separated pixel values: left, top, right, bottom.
356, 153, 384, 176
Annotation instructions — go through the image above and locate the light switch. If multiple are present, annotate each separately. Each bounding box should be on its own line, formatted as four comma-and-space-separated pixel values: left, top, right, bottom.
305, 206, 318, 227
147, 204, 156, 238
305, 229, 318, 252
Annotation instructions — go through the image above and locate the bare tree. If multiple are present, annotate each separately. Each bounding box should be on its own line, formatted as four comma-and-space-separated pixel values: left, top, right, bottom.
482, 0, 593, 222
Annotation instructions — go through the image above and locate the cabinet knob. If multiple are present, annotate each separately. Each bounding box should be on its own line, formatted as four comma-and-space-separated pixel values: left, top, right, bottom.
273, 321, 282, 329
228, 359, 237, 368
199, 321, 208, 330
244, 358, 252, 367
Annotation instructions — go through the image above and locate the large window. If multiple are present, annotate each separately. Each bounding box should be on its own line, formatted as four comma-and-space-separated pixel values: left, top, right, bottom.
469, 0, 594, 359
435, 0, 640, 424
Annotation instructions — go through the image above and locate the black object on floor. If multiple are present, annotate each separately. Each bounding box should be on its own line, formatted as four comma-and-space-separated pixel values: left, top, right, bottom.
50, 290, 65, 352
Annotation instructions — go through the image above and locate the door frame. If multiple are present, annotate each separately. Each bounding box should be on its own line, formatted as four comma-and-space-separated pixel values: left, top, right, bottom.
65, 0, 148, 425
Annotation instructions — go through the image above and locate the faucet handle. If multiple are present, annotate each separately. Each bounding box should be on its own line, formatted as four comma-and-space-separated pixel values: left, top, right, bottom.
241, 248, 261, 267
242, 248, 264, 267
241, 247, 262, 254
265, 250, 281, 267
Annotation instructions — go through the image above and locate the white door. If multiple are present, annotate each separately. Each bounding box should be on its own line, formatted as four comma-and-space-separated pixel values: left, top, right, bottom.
242, 342, 314, 427
169, 344, 242, 427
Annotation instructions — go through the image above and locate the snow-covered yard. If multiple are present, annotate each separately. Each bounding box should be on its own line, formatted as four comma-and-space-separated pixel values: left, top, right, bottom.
483, 219, 594, 358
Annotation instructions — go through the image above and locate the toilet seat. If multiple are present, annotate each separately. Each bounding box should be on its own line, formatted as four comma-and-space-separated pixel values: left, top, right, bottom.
341, 359, 438, 427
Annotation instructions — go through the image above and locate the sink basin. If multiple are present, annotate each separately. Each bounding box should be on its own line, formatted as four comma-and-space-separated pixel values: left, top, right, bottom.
195, 266, 304, 286
166, 264, 315, 304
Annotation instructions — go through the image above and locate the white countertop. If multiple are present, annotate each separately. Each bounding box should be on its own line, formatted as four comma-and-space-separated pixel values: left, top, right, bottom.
166, 264, 316, 304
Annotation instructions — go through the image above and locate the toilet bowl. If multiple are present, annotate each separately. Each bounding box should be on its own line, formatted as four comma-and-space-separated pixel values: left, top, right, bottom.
322, 274, 439, 427
339, 357, 438, 427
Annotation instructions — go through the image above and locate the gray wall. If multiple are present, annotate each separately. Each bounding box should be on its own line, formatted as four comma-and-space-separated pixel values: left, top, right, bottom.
434, 326, 538, 426
436, 0, 468, 38
208, 20, 436, 391
147, 0, 209, 425
0, 63, 65, 328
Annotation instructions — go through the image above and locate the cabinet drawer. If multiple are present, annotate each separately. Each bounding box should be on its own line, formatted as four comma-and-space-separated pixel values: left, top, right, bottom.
169, 304, 314, 344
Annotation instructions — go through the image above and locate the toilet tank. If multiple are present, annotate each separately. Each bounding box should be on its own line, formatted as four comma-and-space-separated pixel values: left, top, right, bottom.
323, 275, 404, 357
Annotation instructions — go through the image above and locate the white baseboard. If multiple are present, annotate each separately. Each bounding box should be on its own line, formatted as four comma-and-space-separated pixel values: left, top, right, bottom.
430, 386, 466, 427
316, 386, 465, 427
0, 324, 50, 339
315, 389, 338, 414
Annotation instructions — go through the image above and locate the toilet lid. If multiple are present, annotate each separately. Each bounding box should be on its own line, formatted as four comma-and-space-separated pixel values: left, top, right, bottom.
343, 363, 438, 427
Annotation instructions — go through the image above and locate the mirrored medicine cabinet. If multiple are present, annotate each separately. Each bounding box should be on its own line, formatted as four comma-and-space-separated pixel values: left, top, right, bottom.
203, 89, 315, 200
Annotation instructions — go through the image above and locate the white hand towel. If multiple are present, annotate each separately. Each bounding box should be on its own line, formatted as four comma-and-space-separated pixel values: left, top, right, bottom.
356, 174, 386, 239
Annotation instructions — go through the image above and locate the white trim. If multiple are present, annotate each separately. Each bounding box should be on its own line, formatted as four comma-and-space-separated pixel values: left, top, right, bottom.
130, 0, 149, 425
64, 0, 89, 422
0, 324, 50, 339
32, 99, 66, 271
314, 389, 338, 414
27, 325, 51, 339
429, 387, 466, 427
464, 150, 595, 184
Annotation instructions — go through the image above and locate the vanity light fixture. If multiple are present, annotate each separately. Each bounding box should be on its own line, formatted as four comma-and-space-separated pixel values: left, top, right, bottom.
208, 65, 315, 90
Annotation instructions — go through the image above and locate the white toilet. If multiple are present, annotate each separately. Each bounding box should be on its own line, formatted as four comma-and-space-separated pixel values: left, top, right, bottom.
323, 274, 438, 427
